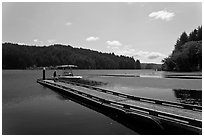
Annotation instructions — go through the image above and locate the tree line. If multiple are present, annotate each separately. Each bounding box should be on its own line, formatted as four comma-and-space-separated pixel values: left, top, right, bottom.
162, 26, 202, 72
3, 42, 143, 69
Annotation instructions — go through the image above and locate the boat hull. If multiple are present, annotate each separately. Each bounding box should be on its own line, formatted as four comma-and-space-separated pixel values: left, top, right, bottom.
58, 76, 82, 79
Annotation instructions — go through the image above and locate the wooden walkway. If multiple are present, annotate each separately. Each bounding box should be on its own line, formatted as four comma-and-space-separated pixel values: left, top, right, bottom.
37, 79, 202, 134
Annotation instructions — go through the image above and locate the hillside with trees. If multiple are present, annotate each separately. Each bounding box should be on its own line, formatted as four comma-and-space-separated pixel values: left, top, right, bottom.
162, 26, 202, 72
3, 43, 139, 69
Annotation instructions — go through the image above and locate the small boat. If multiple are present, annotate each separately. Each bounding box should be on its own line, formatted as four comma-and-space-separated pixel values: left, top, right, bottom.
56, 65, 82, 79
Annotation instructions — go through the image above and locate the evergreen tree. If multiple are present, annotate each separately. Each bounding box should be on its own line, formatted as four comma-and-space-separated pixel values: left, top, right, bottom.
174, 32, 188, 52
197, 26, 202, 41
189, 29, 198, 41
162, 26, 202, 72
135, 59, 141, 69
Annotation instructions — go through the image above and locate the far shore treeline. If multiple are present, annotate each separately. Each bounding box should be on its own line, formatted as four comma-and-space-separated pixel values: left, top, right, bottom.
3, 42, 144, 69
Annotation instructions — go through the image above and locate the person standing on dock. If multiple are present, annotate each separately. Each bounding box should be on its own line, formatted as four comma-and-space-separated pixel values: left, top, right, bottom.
53, 70, 57, 81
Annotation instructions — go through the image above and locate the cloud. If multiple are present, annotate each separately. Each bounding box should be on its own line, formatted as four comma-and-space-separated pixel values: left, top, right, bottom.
106, 41, 123, 53
86, 36, 99, 42
106, 40, 122, 46
134, 51, 149, 57
147, 52, 165, 59
134, 51, 166, 59
33, 39, 43, 44
65, 22, 72, 26
33, 39, 38, 42
18, 42, 27, 45
47, 39, 56, 43
107, 45, 119, 50
149, 10, 175, 21
116, 48, 136, 56
107, 44, 136, 57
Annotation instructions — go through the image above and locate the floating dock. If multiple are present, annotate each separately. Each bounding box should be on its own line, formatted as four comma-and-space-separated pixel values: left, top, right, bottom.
37, 78, 202, 134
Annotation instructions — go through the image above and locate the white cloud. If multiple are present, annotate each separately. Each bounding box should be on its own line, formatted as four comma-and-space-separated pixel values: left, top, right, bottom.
106, 40, 122, 46
134, 51, 149, 57
33, 39, 38, 42
18, 42, 27, 45
33, 39, 43, 44
47, 39, 56, 43
86, 36, 99, 42
134, 51, 166, 59
147, 52, 165, 59
107, 45, 119, 50
149, 10, 175, 21
65, 22, 72, 26
107, 41, 123, 54
107, 44, 136, 57
106, 42, 166, 63
116, 48, 136, 56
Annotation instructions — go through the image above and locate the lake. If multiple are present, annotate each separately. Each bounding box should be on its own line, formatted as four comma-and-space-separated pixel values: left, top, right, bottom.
2, 69, 202, 135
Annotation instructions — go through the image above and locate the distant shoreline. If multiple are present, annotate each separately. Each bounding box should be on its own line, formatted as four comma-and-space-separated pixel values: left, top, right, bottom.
2, 68, 202, 73
3, 69, 202, 80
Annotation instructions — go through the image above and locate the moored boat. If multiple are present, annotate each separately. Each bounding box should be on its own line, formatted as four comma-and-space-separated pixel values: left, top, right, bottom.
55, 65, 82, 79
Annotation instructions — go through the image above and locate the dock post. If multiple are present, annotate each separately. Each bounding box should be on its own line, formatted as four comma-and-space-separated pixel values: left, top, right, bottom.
43, 67, 45, 80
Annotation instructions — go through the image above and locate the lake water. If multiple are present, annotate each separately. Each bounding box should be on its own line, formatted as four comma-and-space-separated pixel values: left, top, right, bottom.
2, 69, 202, 135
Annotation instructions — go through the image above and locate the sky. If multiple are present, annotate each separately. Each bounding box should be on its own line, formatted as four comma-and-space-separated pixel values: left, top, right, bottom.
2, 2, 202, 63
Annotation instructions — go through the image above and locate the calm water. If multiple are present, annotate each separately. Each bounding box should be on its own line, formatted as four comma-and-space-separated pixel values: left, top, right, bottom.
2, 69, 202, 135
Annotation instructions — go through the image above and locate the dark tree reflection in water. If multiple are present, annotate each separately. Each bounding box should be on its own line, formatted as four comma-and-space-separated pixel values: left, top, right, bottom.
173, 89, 202, 106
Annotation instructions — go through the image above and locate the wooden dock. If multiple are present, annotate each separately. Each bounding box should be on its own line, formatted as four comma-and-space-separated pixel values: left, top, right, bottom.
37, 79, 202, 134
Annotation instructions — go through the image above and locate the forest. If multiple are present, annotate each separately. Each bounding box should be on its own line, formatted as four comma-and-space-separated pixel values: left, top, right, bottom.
162, 26, 202, 72
2, 42, 141, 69
3, 26, 201, 71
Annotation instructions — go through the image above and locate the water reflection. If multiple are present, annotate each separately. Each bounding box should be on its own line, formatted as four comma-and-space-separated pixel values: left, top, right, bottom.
173, 89, 202, 106
56, 94, 70, 102
49, 88, 200, 134
50, 90, 163, 135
